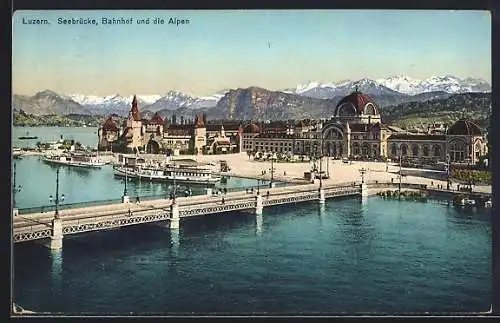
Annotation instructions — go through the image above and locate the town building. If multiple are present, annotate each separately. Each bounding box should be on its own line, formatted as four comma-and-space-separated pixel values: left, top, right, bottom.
97, 95, 243, 155
241, 89, 488, 165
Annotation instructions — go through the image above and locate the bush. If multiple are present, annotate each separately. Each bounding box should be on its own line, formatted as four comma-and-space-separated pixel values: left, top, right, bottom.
451, 169, 491, 185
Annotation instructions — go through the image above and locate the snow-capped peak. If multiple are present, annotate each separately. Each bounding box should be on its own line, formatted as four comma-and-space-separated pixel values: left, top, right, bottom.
290, 75, 491, 97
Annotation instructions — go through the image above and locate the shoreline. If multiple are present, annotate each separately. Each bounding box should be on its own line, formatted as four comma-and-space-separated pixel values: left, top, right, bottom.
14, 151, 492, 194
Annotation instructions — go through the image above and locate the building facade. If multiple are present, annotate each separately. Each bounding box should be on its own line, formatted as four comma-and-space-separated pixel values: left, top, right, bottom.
241, 89, 488, 165
97, 95, 243, 155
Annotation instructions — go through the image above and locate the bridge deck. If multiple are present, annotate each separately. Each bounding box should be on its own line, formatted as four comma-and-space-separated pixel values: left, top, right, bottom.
13, 182, 361, 243
13, 181, 490, 244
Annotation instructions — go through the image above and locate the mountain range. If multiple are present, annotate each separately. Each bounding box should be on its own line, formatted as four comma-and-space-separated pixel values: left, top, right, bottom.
12, 75, 491, 121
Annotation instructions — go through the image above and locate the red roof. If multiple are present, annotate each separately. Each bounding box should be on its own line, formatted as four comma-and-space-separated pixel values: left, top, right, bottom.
447, 119, 482, 136
335, 90, 379, 115
194, 114, 205, 128
243, 123, 260, 133
101, 116, 119, 132
149, 112, 164, 125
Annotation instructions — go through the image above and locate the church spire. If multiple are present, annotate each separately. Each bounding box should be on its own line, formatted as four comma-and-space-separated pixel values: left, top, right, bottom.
129, 95, 141, 121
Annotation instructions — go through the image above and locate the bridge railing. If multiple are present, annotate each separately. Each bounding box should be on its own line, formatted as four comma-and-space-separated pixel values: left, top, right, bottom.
16, 182, 292, 215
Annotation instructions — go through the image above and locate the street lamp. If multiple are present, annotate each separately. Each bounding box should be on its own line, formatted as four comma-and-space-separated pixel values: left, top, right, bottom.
270, 152, 276, 187
359, 167, 366, 184
12, 162, 23, 209
398, 153, 402, 194
446, 153, 450, 190
172, 162, 177, 203
48, 166, 65, 219
123, 166, 128, 196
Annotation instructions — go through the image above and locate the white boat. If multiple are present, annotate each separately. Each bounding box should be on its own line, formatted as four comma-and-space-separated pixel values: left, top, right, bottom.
42, 152, 107, 168
484, 200, 492, 208
455, 197, 477, 207
113, 154, 220, 185
13, 148, 23, 159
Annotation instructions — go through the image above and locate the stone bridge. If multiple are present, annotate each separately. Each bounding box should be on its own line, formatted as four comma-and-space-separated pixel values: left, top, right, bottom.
13, 181, 489, 250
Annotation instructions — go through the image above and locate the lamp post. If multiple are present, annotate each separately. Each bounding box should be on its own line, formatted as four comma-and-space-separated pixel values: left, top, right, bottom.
399, 153, 402, 192
123, 166, 128, 196
49, 167, 65, 219
257, 178, 260, 195
12, 162, 22, 212
172, 162, 177, 204
359, 167, 366, 184
446, 153, 450, 190
319, 150, 323, 189
270, 152, 276, 188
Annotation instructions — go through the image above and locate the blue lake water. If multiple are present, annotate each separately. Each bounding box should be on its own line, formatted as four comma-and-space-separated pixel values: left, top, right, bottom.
13, 126, 100, 149
11, 127, 492, 314
13, 198, 491, 314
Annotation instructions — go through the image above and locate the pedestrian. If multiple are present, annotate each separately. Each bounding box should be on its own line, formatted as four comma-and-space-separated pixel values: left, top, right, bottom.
267, 190, 270, 198
222, 197, 225, 204
251, 187, 254, 193
224, 188, 227, 195
136, 196, 140, 204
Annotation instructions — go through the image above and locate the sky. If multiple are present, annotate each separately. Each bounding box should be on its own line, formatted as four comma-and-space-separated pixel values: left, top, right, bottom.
12, 10, 491, 97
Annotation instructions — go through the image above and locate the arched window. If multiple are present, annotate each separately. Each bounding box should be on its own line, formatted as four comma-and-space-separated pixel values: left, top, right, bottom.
433, 145, 441, 158
391, 143, 397, 156
411, 144, 419, 157
423, 145, 429, 157
475, 142, 482, 153
353, 142, 360, 155
338, 103, 357, 117
364, 103, 376, 115
362, 143, 370, 156
401, 144, 408, 156
448, 141, 465, 162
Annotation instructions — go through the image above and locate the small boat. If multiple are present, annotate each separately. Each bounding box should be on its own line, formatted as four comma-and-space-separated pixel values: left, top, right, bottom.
18, 131, 38, 140
42, 152, 107, 168
454, 196, 476, 207
484, 200, 492, 208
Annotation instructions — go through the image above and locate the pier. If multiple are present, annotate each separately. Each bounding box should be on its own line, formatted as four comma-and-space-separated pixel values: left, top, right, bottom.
13, 181, 491, 251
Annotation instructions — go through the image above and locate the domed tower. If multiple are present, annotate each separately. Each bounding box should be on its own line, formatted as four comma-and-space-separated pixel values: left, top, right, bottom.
446, 118, 486, 164
334, 87, 381, 124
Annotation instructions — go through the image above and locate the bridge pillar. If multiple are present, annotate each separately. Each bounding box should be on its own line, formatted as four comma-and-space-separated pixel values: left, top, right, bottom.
169, 202, 180, 229
49, 218, 63, 251
255, 194, 263, 215
360, 183, 368, 198
13, 208, 19, 217
255, 214, 263, 235
318, 188, 325, 204
122, 195, 130, 203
